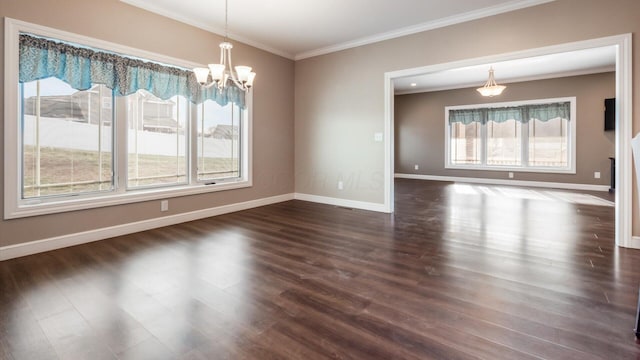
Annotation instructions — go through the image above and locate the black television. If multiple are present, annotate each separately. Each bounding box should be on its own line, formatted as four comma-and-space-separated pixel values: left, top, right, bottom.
604, 98, 615, 131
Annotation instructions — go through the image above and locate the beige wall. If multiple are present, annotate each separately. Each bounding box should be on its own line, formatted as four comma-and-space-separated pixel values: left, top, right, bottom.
395, 73, 616, 185
0, 0, 295, 247
2, 0, 640, 248
295, 0, 640, 235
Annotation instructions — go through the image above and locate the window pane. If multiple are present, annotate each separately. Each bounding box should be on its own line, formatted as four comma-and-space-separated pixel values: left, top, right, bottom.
21, 78, 114, 198
197, 100, 242, 181
487, 119, 521, 166
528, 117, 568, 167
450, 122, 481, 165
126, 90, 188, 188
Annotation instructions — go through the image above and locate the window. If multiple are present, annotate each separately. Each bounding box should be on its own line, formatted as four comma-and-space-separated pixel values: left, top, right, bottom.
126, 91, 189, 188
5, 19, 252, 219
528, 117, 569, 167
21, 79, 115, 199
445, 98, 575, 173
196, 100, 242, 182
486, 120, 522, 166
449, 122, 481, 165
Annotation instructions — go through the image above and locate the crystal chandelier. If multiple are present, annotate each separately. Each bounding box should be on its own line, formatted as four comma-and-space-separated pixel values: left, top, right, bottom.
476, 67, 505, 97
193, 0, 255, 91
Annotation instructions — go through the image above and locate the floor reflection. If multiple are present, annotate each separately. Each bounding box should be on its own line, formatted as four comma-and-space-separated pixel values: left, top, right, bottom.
452, 183, 614, 207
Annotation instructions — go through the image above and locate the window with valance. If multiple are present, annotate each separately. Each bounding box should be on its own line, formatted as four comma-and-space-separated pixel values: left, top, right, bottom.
5, 18, 251, 219
445, 98, 575, 173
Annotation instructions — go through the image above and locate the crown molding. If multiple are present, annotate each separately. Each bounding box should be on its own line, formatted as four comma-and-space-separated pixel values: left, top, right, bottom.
121, 0, 554, 61
295, 0, 556, 60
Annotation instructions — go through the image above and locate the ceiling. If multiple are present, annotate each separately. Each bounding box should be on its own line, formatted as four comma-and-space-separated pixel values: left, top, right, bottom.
121, 0, 554, 60
394, 46, 617, 94
121, 0, 614, 94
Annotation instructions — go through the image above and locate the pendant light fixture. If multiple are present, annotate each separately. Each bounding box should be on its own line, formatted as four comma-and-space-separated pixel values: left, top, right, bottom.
193, 0, 255, 92
477, 67, 505, 97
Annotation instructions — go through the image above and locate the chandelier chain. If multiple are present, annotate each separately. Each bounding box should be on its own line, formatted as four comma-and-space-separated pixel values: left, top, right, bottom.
224, 0, 228, 41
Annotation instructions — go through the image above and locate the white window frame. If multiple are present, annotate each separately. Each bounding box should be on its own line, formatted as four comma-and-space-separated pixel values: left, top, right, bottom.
4, 18, 253, 219
444, 97, 576, 174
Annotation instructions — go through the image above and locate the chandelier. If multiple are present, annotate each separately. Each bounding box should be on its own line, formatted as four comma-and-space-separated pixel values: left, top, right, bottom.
193, 0, 255, 92
476, 67, 505, 97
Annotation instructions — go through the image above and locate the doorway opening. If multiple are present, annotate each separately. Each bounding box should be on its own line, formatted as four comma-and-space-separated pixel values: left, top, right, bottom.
383, 34, 633, 247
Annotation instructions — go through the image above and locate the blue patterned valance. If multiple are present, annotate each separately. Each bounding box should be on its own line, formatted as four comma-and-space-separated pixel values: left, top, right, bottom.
18, 33, 245, 108
449, 102, 569, 124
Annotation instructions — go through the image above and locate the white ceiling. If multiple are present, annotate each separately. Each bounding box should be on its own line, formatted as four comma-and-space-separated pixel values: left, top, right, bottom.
121, 0, 614, 93
121, 0, 554, 60
394, 46, 617, 94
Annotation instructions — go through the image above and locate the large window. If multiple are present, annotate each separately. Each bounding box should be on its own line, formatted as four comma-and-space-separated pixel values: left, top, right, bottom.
21, 79, 115, 199
5, 19, 252, 219
445, 98, 575, 173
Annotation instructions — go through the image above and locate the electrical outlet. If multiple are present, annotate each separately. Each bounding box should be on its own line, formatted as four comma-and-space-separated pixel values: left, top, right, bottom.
594, 171, 601, 179
508, 172, 514, 179
374, 132, 383, 142
414, 164, 419, 170
338, 181, 344, 190
161, 200, 169, 212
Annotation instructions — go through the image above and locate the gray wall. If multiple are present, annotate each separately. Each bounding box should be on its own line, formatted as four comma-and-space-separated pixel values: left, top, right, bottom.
295, 0, 640, 235
395, 73, 616, 185
0, 0, 295, 247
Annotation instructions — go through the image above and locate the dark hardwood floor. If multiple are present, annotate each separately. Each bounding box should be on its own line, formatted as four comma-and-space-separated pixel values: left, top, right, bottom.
2, 179, 640, 359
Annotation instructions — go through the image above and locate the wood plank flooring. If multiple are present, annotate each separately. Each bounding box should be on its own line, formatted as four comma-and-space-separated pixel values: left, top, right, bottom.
2, 179, 640, 359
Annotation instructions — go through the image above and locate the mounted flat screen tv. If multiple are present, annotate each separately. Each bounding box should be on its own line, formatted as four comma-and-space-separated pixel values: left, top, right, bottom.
604, 98, 615, 131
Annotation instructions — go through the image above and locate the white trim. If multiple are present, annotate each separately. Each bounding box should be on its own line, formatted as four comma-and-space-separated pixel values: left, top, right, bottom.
386, 36, 632, 80
395, 173, 610, 192
7, 180, 252, 220
384, 73, 394, 213
630, 236, 640, 249
294, 0, 555, 60
0, 193, 294, 261
119, 0, 294, 60
294, 193, 387, 213
444, 96, 576, 174
614, 33, 634, 248
4, 18, 20, 221
384, 33, 633, 248
4, 18, 254, 220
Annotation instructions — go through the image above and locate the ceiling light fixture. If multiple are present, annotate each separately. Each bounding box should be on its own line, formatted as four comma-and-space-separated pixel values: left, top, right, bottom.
193, 0, 255, 92
477, 67, 505, 97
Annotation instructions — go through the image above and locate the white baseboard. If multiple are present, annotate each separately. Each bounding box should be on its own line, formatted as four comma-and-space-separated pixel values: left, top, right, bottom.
395, 173, 610, 192
294, 193, 387, 213
624, 236, 640, 249
0, 193, 295, 261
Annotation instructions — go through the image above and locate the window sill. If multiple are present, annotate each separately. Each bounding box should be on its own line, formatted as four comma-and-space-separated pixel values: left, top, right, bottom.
445, 164, 576, 174
5, 179, 252, 220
